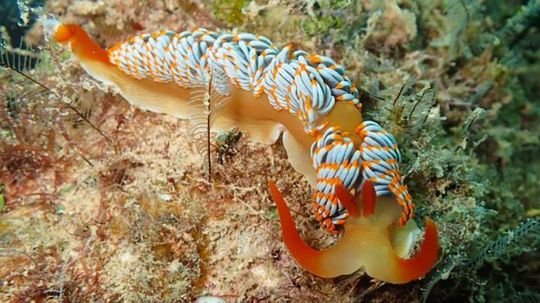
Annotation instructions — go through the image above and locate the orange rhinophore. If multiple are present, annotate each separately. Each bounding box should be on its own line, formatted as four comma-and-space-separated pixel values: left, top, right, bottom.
46, 18, 439, 283
361, 180, 377, 217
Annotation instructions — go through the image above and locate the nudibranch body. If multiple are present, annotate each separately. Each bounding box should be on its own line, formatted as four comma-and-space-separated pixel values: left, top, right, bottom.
45, 18, 439, 283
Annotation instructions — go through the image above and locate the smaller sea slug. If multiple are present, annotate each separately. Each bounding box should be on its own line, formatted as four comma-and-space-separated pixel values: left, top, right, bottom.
44, 17, 439, 284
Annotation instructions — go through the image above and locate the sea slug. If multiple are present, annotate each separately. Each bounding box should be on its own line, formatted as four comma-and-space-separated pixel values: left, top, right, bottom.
44, 18, 439, 284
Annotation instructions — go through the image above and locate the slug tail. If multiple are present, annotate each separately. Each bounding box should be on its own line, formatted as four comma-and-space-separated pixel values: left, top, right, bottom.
50, 22, 110, 64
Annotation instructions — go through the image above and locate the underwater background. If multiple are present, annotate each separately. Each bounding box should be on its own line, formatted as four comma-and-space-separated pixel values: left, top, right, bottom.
1, 0, 539, 302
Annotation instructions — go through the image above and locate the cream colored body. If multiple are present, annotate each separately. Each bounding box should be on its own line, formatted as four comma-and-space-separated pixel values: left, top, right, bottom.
83, 59, 363, 187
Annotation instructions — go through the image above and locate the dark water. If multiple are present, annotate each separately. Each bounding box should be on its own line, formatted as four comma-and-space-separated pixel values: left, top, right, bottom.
0, 0, 44, 70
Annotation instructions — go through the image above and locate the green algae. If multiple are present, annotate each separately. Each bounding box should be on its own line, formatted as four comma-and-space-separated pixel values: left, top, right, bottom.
211, 0, 250, 26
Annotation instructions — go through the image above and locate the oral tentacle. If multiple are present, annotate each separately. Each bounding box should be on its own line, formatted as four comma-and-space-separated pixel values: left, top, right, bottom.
268, 180, 320, 271
268, 180, 363, 278
395, 218, 439, 282
357, 218, 439, 284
